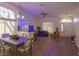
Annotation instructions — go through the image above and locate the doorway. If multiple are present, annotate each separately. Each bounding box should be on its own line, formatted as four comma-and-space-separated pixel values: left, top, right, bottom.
42, 22, 54, 33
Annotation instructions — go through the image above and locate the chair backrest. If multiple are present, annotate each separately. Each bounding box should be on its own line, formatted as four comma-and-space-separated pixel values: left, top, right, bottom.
0, 40, 2, 48
2, 33, 10, 38
0, 40, 5, 48
24, 38, 32, 47
17, 32, 29, 38
18, 37, 32, 48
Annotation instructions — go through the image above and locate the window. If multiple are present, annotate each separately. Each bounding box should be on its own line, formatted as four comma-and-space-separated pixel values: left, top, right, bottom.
0, 23, 5, 36
0, 6, 15, 19
61, 23, 64, 32
6, 21, 15, 32
0, 6, 16, 37
0, 20, 16, 36
8, 9, 15, 19
61, 18, 72, 23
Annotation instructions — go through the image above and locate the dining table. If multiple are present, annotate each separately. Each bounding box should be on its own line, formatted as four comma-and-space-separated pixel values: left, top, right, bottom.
0, 37, 31, 55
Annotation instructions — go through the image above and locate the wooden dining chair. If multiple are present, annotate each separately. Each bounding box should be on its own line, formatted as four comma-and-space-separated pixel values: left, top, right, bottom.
0, 40, 12, 56
2, 33, 10, 38
2, 33, 10, 45
17, 37, 32, 56
0, 40, 3, 56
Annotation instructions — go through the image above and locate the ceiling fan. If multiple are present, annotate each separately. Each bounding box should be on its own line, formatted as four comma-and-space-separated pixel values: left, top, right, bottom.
41, 12, 47, 17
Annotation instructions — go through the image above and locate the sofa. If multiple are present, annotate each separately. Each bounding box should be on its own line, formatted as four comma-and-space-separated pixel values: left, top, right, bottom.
37, 31, 49, 37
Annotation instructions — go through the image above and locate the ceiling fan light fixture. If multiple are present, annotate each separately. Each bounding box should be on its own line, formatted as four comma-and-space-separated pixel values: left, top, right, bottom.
41, 12, 47, 17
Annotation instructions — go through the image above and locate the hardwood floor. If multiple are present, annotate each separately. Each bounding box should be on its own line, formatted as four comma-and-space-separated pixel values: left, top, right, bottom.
0, 37, 78, 56
32, 37, 78, 56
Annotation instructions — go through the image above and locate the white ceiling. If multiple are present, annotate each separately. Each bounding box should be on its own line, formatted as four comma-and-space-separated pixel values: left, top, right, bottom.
14, 2, 79, 18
